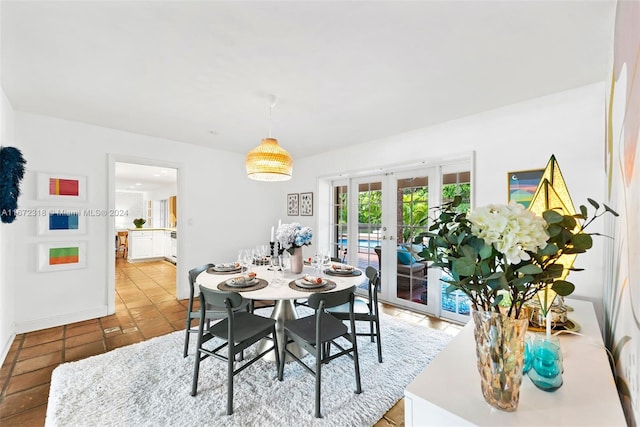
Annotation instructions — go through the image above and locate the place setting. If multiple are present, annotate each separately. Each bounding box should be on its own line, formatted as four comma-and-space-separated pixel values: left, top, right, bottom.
288, 273, 336, 292
206, 262, 245, 275
324, 262, 362, 277
217, 272, 268, 292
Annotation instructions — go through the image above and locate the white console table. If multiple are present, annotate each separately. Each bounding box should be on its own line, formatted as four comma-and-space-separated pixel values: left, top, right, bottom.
404, 299, 626, 426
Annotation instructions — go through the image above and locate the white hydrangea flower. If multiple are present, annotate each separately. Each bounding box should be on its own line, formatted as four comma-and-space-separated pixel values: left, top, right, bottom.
468, 201, 548, 265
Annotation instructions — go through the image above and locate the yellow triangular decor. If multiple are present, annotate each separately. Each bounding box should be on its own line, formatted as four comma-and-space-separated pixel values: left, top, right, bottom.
528, 155, 578, 313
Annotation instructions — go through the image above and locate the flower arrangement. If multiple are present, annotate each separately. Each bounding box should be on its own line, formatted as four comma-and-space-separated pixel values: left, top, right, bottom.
420, 196, 617, 318
133, 218, 146, 228
276, 222, 312, 254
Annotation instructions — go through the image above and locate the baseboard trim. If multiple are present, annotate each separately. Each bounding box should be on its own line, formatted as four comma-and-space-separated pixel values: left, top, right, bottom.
0, 327, 16, 368
15, 306, 110, 334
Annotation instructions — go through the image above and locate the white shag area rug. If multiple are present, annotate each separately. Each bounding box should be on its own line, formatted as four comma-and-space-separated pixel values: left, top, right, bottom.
46, 309, 451, 427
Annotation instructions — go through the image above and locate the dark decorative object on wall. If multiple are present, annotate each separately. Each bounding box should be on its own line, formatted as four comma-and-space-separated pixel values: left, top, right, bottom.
0, 146, 27, 224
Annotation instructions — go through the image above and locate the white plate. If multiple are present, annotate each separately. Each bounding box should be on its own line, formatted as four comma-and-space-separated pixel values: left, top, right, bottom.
295, 278, 326, 289
214, 264, 240, 272
225, 277, 257, 288
327, 268, 354, 275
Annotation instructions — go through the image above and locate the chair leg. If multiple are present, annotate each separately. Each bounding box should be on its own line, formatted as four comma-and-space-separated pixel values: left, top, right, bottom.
272, 327, 281, 379
375, 319, 383, 363
352, 335, 362, 394
370, 320, 374, 343
315, 346, 322, 418
183, 318, 192, 358
226, 344, 235, 415
278, 331, 287, 381
190, 330, 203, 396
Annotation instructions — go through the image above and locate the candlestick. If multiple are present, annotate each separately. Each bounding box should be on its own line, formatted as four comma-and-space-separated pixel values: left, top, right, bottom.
269, 241, 275, 257
546, 310, 552, 339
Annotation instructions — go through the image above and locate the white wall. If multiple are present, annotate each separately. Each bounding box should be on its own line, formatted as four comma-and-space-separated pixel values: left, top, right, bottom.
114, 191, 144, 229
291, 83, 608, 314
0, 88, 17, 363
12, 112, 282, 332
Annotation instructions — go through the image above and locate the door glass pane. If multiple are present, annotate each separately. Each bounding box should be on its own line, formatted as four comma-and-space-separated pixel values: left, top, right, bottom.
357, 182, 382, 271
331, 185, 348, 263
396, 176, 429, 304
440, 171, 472, 316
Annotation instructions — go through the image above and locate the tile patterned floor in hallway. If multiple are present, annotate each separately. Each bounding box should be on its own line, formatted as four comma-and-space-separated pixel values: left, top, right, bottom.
0, 258, 462, 426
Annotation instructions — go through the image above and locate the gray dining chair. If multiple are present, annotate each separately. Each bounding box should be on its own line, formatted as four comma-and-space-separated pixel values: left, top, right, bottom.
191, 285, 280, 415
183, 264, 249, 357
327, 266, 382, 362
278, 285, 362, 418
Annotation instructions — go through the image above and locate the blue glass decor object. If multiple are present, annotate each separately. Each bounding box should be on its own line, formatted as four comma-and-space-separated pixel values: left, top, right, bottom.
527, 334, 563, 391
523, 336, 533, 374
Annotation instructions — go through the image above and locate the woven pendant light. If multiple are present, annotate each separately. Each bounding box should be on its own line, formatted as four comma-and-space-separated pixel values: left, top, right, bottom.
246, 138, 293, 181
245, 95, 293, 181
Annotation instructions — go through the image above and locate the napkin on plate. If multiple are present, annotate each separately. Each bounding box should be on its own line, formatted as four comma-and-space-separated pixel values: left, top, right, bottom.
302, 274, 323, 285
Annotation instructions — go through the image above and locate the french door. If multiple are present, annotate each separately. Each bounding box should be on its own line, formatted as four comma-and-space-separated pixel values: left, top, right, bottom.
328, 160, 473, 321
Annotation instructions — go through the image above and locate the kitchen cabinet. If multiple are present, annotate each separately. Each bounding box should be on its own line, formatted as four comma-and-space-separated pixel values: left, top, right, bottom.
163, 230, 172, 258
127, 228, 174, 262
152, 230, 164, 257
128, 230, 153, 260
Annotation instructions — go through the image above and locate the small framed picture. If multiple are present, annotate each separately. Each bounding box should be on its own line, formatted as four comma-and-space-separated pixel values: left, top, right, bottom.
37, 172, 87, 201
508, 169, 544, 208
300, 192, 313, 216
287, 193, 299, 216
37, 241, 87, 272
37, 207, 87, 236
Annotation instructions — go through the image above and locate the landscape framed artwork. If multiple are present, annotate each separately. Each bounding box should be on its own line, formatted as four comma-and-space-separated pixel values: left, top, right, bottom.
37, 207, 87, 236
37, 172, 87, 201
37, 241, 87, 272
507, 169, 544, 208
300, 192, 313, 216
287, 193, 299, 216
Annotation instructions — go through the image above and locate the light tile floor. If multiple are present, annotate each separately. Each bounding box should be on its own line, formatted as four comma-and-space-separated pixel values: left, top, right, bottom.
0, 258, 461, 426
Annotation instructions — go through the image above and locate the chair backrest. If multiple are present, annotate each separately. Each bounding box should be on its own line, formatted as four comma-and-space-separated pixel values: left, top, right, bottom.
187, 264, 214, 310
117, 231, 128, 245
198, 284, 244, 312
365, 266, 380, 310
308, 286, 355, 310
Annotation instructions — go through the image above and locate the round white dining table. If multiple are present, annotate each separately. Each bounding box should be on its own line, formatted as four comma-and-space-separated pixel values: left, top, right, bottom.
196, 263, 367, 361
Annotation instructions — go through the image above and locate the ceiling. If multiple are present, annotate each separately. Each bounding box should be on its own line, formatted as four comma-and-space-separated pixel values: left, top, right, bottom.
115, 162, 176, 192
1, 1, 616, 159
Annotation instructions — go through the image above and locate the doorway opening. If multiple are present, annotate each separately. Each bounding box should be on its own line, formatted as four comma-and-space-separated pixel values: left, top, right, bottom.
107, 155, 183, 315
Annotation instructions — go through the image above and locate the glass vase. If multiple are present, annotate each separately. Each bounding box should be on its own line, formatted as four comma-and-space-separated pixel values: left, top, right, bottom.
472, 309, 529, 412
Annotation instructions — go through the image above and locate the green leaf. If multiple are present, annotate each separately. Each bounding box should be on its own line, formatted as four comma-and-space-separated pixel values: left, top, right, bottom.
587, 198, 600, 209
603, 203, 619, 217
571, 234, 593, 250
543, 210, 564, 224
516, 264, 543, 275
452, 258, 475, 276
551, 280, 575, 296
461, 245, 477, 260
561, 215, 577, 229
452, 195, 462, 208
546, 224, 562, 237
579, 205, 588, 218
478, 243, 493, 260
539, 243, 559, 256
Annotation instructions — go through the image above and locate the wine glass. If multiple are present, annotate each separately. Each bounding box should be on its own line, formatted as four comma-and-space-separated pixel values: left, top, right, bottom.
320, 250, 331, 278
311, 253, 321, 277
